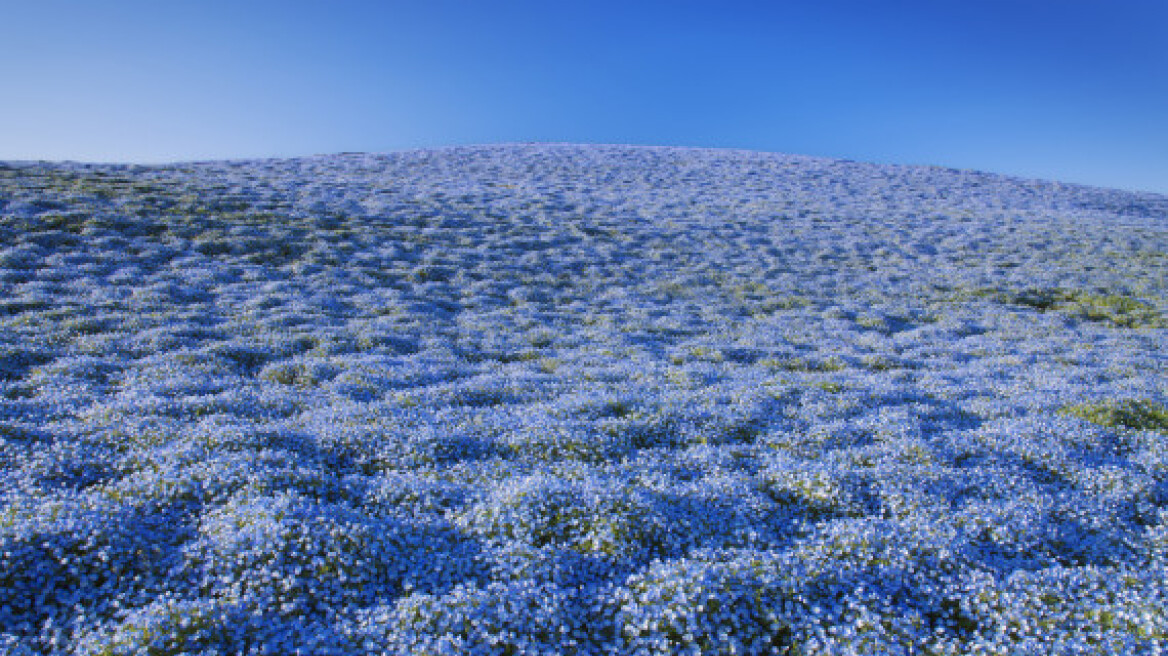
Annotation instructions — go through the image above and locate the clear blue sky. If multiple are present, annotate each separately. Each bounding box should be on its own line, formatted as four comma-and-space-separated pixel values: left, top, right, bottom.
2, 0, 1166, 193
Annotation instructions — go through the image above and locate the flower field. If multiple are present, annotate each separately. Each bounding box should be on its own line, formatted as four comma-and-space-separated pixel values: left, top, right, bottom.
1, 144, 1166, 654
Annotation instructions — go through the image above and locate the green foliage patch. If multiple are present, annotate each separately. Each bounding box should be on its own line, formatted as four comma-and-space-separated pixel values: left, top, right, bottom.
982, 287, 1163, 328
1060, 399, 1168, 433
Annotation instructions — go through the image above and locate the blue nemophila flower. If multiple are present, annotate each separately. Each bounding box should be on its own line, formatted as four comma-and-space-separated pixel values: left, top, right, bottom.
179, 489, 454, 615
1, 145, 1165, 653
0, 490, 191, 649
456, 472, 685, 562
71, 594, 359, 656
361, 580, 591, 655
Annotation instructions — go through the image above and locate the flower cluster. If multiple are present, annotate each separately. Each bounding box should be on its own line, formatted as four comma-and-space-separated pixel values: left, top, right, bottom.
1, 145, 1165, 653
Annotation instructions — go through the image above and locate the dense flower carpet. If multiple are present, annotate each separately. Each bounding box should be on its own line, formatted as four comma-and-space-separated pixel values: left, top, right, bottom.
1, 144, 1166, 654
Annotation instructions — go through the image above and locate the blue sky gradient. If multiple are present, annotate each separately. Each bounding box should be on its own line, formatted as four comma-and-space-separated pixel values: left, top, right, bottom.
2, 0, 1165, 193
